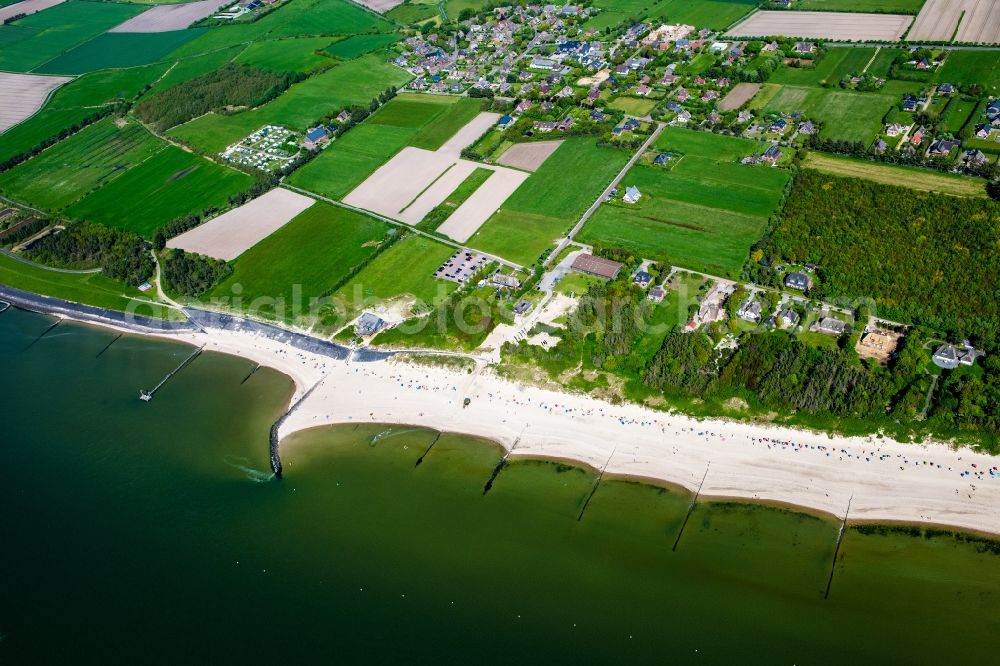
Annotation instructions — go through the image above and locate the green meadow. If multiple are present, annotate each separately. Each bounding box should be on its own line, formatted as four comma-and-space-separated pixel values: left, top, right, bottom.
388, 1, 439, 24
234, 37, 334, 74
207, 203, 392, 324
0, 118, 164, 211
168, 56, 410, 152
592, 0, 755, 29
936, 50, 1000, 95
35, 29, 206, 75
469, 139, 632, 266
796, 0, 925, 11
578, 128, 790, 278
66, 147, 252, 238
325, 33, 400, 59
763, 85, 894, 145
0, 1, 144, 72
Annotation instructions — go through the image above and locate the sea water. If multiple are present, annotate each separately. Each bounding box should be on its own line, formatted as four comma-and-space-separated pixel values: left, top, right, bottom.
0, 307, 998, 663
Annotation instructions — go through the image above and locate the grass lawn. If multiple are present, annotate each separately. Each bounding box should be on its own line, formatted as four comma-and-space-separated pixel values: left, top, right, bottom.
168, 56, 411, 151
802, 153, 986, 198
332, 234, 459, 319
468, 139, 632, 266
325, 33, 400, 59
234, 37, 334, 74
0, 253, 174, 320
66, 147, 253, 238
34, 29, 206, 75
939, 95, 978, 134
609, 97, 658, 116
0, 118, 165, 210
936, 51, 1000, 95
206, 202, 392, 325
795, 0, 925, 12
768, 48, 874, 87
0, 1, 145, 72
763, 85, 893, 145
868, 48, 905, 79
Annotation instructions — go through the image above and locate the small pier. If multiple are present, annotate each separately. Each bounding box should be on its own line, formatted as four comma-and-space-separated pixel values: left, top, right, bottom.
95, 333, 122, 358
824, 495, 853, 600
415, 432, 442, 467
577, 446, 617, 522
672, 463, 711, 552
23, 319, 60, 351
139, 345, 204, 401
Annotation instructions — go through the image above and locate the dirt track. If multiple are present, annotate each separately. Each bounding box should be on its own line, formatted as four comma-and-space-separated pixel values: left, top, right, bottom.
0, 72, 72, 134
728, 10, 913, 40
167, 188, 314, 261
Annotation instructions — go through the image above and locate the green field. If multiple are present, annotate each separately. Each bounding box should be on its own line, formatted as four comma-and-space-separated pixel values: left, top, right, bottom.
770, 48, 874, 87
795, 0, 926, 12
763, 85, 894, 145
0, 63, 172, 166
287, 95, 478, 199
149, 45, 243, 93
936, 51, 1000, 95
168, 56, 411, 152
578, 129, 789, 278
592, 0, 755, 29
233, 37, 333, 74
257, 0, 391, 38
35, 29, 206, 75
387, 1, 439, 24
325, 33, 400, 59
802, 153, 986, 198
0, 118, 164, 210
609, 97, 658, 116
207, 202, 393, 324
333, 234, 459, 319
940, 96, 978, 134
469, 139, 632, 266
0, 1, 144, 72
66, 147, 253, 237
0, 253, 173, 320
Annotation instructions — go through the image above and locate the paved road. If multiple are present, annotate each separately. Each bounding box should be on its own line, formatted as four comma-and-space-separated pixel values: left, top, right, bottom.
546, 122, 666, 267
281, 182, 524, 271
0, 249, 101, 274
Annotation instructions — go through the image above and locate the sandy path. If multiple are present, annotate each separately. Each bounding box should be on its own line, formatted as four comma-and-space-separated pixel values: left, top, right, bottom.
110, 0, 231, 33
728, 11, 913, 41
0, 0, 63, 22
435, 167, 528, 242
167, 188, 314, 260
0, 72, 72, 134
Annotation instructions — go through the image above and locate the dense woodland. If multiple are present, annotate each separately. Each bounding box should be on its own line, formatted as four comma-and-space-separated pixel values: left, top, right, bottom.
755, 170, 1000, 346
135, 64, 292, 132
160, 249, 232, 298
25, 222, 153, 286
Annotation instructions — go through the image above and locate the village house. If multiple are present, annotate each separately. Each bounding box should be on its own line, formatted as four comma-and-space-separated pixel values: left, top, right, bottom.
737, 298, 762, 323
355, 312, 386, 338
623, 186, 642, 204
932, 343, 984, 369
814, 317, 848, 336
648, 285, 667, 303
777, 308, 800, 328
633, 270, 652, 289
784, 271, 811, 291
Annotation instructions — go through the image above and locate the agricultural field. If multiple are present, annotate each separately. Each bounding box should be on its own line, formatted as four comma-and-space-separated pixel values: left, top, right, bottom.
909, 0, 1000, 43
147, 44, 242, 92
578, 129, 790, 278
801, 153, 986, 198
206, 202, 393, 325
795, 0, 926, 12
0, 1, 144, 72
592, 0, 756, 30
727, 10, 913, 41
769, 47, 875, 87
257, 0, 392, 38
468, 139, 632, 266
325, 33, 400, 59
108, 0, 226, 32
233, 37, 333, 74
286, 95, 479, 199
0, 72, 72, 134
65, 146, 253, 237
332, 234, 459, 320
0, 118, 164, 210
35, 29, 206, 75
763, 85, 895, 145
168, 55, 410, 153
387, 1, 438, 24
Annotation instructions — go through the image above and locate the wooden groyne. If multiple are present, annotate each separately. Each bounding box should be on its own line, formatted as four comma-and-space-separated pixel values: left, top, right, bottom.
825, 495, 853, 600
23, 319, 59, 351
482, 436, 521, 496
268, 378, 325, 479
95, 333, 122, 358
139, 346, 203, 401
240, 363, 260, 385
672, 463, 711, 552
578, 446, 617, 522
415, 432, 442, 467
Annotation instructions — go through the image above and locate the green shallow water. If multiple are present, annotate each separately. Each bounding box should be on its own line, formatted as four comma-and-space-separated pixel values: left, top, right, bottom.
1, 307, 999, 663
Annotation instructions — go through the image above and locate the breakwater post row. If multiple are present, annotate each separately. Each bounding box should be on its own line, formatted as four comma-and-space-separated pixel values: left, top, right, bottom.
578, 446, 617, 521
415, 432, 442, 467
23, 319, 59, 351
482, 434, 523, 496
825, 495, 853, 600
269, 377, 326, 479
95, 333, 122, 358
672, 463, 711, 552
139, 345, 204, 401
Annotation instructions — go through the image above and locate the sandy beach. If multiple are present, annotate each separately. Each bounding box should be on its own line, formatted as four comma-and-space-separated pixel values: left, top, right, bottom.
38, 312, 1000, 536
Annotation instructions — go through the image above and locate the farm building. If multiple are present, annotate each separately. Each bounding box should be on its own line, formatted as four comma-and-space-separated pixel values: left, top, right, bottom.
571, 254, 623, 280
